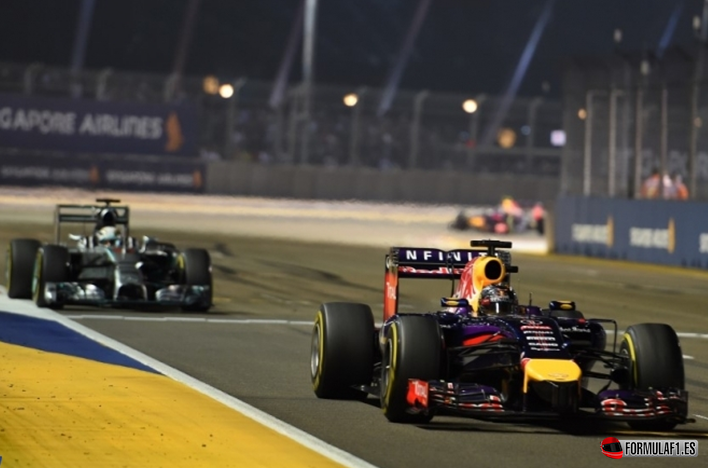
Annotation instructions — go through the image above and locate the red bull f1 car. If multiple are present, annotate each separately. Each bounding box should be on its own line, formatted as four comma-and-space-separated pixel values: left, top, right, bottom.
310, 239, 691, 430
5, 199, 212, 311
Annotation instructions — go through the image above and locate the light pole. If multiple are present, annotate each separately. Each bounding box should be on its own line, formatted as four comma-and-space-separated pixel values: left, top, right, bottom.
409, 90, 430, 169
689, 5, 708, 199
96, 68, 112, 101
223, 79, 247, 160
583, 89, 608, 196
608, 85, 624, 197
526, 96, 543, 171
344, 88, 368, 166
633, 58, 651, 198
613, 28, 633, 197
300, 0, 319, 165
462, 95, 485, 169
70, 0, 96, 98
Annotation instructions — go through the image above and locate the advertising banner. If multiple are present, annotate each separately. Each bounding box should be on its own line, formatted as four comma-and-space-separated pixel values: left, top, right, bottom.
555, 196, 708, 268
0, 154, 205, 193
0, 93, 197, 156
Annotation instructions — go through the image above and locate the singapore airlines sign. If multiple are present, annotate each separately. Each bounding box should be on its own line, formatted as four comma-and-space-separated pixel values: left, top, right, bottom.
0, 93, 195, 156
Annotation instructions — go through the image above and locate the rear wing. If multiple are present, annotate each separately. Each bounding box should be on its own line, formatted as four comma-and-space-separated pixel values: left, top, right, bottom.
383, 240, 517, 320
387, 247, 484, 279
53, 199, 130, 244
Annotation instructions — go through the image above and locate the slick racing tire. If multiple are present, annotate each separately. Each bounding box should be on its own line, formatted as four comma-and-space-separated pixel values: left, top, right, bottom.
32, 245, 69, 309
621, 323, 685, 431
6, 238, 41, 299
381, 315, 442, 423
311, 302, 374, 400
179, 248, 212, 312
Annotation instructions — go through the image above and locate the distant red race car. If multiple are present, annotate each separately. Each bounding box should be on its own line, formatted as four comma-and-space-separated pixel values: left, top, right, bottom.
450, 200, 545, 235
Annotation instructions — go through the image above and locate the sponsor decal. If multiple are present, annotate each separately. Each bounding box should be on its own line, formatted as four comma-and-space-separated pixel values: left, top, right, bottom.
699, 233, 708, 254
629, 218, 675, 253
386, 283, 396, 301
560, 326, 591, 334
104, 169, 203, 189
399, 249, 479, 263
0, 93, 195, 155
571, 216, 614, 247
397, 266, 464, 275
521, 324, 560, 351
0, 164, 98, 185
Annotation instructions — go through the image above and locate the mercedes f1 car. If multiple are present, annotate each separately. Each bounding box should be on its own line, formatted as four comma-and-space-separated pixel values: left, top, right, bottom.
310, 239, 691, 430
5, 199, 212, 311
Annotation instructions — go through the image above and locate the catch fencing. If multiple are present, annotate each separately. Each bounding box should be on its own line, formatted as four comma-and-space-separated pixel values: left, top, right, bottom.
561, 47, 708, 200
0, 62, 562, 176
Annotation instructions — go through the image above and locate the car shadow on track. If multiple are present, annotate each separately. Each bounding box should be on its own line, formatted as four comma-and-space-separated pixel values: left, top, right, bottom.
360, 398, 708, 438
420, 420, 707, 437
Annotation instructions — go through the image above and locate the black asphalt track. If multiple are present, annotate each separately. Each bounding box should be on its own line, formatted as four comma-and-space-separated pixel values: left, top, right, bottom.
2, 223, 707, 467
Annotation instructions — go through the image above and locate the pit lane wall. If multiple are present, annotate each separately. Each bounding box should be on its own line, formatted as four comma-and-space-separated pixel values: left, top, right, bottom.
0, 156, 560, 204
554, 196, 708, 268
204, 161, 559, 205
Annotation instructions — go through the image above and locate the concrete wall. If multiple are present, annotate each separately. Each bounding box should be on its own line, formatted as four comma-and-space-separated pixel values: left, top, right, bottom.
205, 162, 561, 205
554, 195, 708, 268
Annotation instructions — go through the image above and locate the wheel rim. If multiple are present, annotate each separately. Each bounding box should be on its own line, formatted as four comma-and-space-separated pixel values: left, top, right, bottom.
310, 322, 321, 380
381, 338, 394, 404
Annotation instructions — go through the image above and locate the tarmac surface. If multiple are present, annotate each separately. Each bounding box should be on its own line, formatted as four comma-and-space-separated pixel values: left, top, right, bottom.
0, 190, 707, 467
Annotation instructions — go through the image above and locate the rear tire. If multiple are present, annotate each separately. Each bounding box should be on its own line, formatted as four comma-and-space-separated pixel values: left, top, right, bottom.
6, 239, 41, 299
179, 248, 212, 312
32, 245, 69, 309
381, 315, 442, 423
311, 302, 374, 399
621, 323, 684, 431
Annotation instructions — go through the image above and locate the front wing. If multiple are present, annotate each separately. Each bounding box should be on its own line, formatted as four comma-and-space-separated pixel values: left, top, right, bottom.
43, 282, 211, 308
406, 379, 691, 424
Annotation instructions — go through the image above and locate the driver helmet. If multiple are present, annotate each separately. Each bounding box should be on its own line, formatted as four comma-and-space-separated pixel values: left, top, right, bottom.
478, 284, 518, 315
96, 226, 122, 247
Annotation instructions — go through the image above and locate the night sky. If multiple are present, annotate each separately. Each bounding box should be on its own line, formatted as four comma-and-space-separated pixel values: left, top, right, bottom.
0, 0, 703, 97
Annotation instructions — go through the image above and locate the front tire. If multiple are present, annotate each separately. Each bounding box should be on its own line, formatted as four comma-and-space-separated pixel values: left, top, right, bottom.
32, 245, 69, 309
621, 323, 684, 431
380, 315, 442, 423
179, 248, 212, 312
6, 239, 41, 298
311, 302, 374, 399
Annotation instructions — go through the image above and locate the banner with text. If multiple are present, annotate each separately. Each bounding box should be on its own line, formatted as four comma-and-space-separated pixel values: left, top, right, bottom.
0, 93, 197, 156
0, 154, 205, 193
554, 196, 708, 268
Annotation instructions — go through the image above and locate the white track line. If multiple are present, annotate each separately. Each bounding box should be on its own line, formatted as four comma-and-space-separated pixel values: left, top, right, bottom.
65, 315, 708, 339
695, 414, 708, 421
64, 314, 313, 325
0, 300, 378, 468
